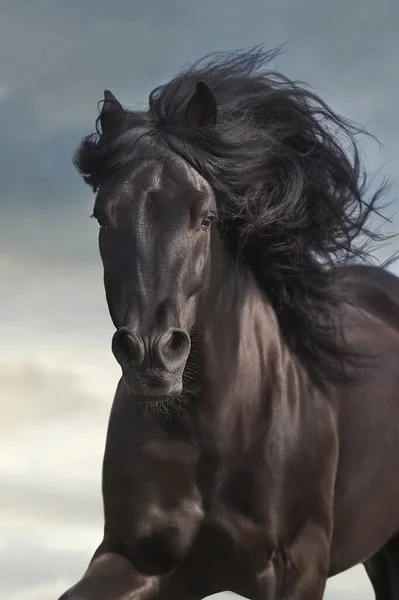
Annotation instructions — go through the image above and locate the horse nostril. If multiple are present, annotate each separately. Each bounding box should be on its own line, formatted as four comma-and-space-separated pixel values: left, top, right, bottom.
112, 328, 145, 366
156, 328, 191, 372
167, 330, 188, 353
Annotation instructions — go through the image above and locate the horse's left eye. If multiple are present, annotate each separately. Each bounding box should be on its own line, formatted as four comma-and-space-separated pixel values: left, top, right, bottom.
201, 215, 215, 230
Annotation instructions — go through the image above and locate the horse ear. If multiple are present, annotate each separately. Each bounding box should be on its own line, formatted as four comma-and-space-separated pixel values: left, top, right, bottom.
185, 81, 217, 128
99, 90, 125, 134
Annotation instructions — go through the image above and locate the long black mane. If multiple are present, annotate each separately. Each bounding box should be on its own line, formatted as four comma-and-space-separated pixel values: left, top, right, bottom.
74, 46, 391, 387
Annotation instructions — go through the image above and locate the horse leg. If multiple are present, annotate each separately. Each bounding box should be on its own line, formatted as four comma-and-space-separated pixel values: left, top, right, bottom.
57, 541, 159, 600
364, 551, 392, 599
364, 534, 399, 600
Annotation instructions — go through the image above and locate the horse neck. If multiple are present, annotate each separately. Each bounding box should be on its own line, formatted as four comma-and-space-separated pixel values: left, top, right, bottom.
191, 252, 303, 452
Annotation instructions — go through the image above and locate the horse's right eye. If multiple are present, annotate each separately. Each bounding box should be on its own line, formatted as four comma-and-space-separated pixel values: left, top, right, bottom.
91, 214, 107, 230
90, 212, 107, 229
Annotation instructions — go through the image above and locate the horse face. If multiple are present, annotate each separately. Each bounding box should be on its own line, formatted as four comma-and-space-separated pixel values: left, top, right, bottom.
93, 155, 217, 399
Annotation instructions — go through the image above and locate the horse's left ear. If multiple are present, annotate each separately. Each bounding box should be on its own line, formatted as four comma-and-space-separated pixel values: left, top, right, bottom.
185, 81, 217, 128
99, 90, 125, 134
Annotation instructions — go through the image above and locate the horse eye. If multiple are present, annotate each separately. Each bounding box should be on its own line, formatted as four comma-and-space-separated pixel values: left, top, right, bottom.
201, 215, 215, 230
95, 215, 107, 229
90, 213, 107, 229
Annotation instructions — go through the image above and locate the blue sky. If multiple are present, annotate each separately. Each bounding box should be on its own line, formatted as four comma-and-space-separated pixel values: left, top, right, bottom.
0, 1, 397, 598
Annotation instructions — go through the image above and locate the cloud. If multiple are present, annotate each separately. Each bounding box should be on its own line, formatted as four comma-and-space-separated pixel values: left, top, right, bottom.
0, 537, 89, 593
6, 582, 72, 600
0, 360, 108, 432
0, 362, 108, 596
1, 477, 102, 531
0, 0, 397, 135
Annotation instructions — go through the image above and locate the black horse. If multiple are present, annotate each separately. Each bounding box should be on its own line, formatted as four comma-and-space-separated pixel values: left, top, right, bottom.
58, 47, 399, 599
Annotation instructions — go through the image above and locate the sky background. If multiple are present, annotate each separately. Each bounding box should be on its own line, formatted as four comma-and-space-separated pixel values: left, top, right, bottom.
0, 1, 398, 599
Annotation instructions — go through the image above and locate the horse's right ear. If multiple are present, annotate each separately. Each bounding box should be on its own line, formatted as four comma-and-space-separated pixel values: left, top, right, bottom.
99, 90, 125, 134
185, 81, 217, 128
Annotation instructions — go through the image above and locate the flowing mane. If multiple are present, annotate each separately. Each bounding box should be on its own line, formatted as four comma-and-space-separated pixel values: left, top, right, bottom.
74, 46, 391, 387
